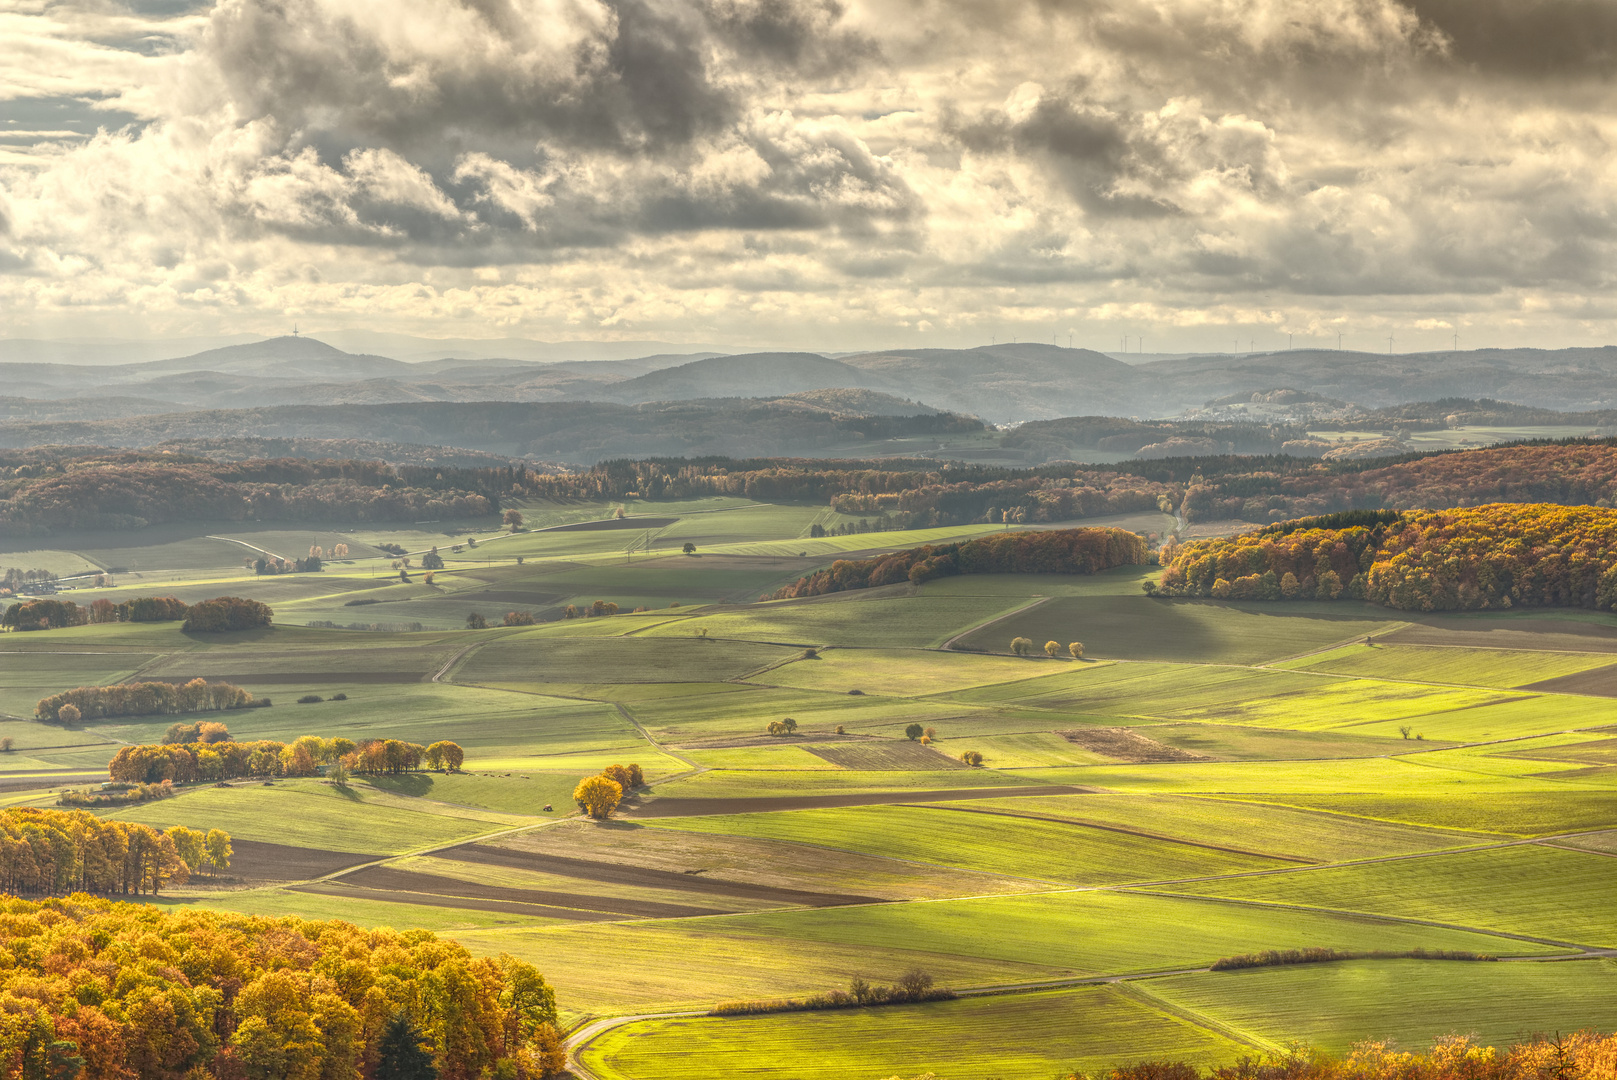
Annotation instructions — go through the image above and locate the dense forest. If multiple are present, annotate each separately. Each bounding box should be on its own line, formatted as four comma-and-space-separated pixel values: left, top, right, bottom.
1154, 504, 1617, 612
0, 895, 565, 1078
771, 528, 1149, 599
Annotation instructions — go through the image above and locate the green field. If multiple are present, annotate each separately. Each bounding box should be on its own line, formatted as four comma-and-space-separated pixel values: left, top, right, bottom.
6, 495, 1617, 1078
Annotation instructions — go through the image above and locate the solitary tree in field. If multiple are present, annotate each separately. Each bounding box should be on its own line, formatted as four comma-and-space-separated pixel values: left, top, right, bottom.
1044, 640, 1061, 657
683, 542, 697, 555
421, 548, 445, 571
376, 1014, 437, 1080
781, 717, 798, 734
959, 750, 984, 766
1010, 637, 1034, 657
465, 613, 488, 630
923, 727, 936, 740
503, 509, 525, 533
1069, 642, 1084, 659
574, 775, 622, 819
905, 723, 925, 741
0, 739, 12, 753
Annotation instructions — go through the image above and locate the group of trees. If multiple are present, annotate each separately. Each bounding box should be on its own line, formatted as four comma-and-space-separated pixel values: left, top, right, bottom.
183, 595, 274, 632
4, 593, 258, 633
1009, 638, 1084, 658
110, 734, 465, 784
713, 969, 953, 1016
38, 679, 254, 723
0, 895, 567, 1079
0, 807, 227, 896
771, 528, 1150, 600
573, 764, 645, 819
250, 554, 322, 574
1155, 503, 1617, 612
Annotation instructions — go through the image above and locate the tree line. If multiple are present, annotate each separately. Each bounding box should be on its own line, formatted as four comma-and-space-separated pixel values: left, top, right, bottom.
38, 679, 256, 723
0, 893, 565, 1078
771, 528, 1150, 600
1154, 503, 1617, 612
109, 732, 466, 784
5, 594, 271, 633
0, 807, 228, 897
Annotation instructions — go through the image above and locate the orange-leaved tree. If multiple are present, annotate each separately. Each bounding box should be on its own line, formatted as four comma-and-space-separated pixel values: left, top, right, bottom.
574, 775, 622, 819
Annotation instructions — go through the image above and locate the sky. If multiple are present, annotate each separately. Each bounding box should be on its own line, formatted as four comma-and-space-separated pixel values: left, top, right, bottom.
1, 0, 1615, 353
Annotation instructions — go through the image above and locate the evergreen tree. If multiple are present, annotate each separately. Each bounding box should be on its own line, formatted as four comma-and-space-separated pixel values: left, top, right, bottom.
377, 1015, 437, 1080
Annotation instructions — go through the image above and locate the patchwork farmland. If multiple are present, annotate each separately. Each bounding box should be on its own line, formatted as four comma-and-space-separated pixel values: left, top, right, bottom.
5, 498, 1617, 1079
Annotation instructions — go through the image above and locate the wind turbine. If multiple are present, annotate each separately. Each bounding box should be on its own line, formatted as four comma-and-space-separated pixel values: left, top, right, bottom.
1387, 334, 1396, 355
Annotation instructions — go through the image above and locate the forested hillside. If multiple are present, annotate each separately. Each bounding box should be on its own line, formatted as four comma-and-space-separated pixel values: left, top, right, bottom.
1155, 504, 1617, 612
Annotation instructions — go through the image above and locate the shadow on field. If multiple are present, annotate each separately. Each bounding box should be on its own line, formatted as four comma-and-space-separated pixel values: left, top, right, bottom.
366, 774, 434, 798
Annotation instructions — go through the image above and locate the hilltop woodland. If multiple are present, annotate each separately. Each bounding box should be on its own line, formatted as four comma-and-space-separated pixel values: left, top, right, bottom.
771, 527, 1149, 599
0, 895, 566, 1078
1154, 503, 1617, 612
109, 731, 465, 783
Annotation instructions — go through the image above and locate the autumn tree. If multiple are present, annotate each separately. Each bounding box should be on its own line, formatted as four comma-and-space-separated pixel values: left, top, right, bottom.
503, 509, 525, 532
1010, 637, 1034, 656
603, 764, 633, 792
959, 750, 984, 766
56, 704, 80, 726
1069, 642, 1084, 659
574, 775, 622, 820
1044, 640, 1061, 657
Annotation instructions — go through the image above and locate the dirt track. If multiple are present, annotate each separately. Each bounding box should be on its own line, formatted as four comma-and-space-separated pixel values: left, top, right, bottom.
436, 844, 883, 907
622, 784, 1095, 818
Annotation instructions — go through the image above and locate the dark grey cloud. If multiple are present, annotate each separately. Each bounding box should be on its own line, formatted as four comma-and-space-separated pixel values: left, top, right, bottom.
1405, 0, 1617, 77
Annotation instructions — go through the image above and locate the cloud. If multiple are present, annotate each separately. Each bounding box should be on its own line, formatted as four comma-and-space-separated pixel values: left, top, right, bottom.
0, 0, 1614, 350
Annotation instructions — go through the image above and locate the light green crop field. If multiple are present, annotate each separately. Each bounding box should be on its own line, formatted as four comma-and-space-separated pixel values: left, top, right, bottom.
1148, 959, 1617, 1052
656, 804, 1308, 883
1274, 643, 1617, 688
1154, 843, 1617, 946
9, 497, 1617, 1078
580, 985, 1252, 1080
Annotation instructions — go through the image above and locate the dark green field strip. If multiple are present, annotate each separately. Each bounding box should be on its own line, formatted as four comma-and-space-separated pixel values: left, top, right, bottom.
579, 983, 1252, 1080
454, 636, 801, 684
1384, 617, 1617, 654
655, 803, 1298, 884
1150, 844, 1617, 947
1148, 958, 1617, 1053
331, 865, 724, 918
951, 594, 1402, 665
626, 784, 1092, 819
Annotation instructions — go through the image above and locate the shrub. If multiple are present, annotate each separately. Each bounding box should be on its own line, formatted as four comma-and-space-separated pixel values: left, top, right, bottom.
297, 694, 323, 704
332, 692, 348, 701
959, 750, 984, 766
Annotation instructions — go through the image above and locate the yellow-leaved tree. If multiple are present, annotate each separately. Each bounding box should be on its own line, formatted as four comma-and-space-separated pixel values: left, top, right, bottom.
574, 775, 622, 819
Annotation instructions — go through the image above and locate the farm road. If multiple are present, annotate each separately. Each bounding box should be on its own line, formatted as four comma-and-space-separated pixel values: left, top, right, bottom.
621, 783, 1096, 818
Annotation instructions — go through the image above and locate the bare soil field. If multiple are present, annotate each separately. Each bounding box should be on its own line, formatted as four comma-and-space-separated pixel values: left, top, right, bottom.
625, 784, 1094, 818
805, 742, 969, 770
1385, 619, 1617, 653
330, 865, 722, 918
435, 844, 882, 907
223, 839, 380, 882
292, 881, 629, 921
1521, 666, 1617, 696
1057, 727, 1208, 763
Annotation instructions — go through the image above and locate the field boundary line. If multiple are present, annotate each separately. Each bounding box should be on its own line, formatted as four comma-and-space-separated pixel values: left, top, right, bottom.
1110, 978, 1286, 1055
428, 641, 485, 683
937, 594, 1053, 652
1260, 622, 1412, 666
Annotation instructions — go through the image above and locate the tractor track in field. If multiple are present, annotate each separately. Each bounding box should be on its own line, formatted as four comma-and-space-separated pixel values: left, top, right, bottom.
938, 595, 1052, 652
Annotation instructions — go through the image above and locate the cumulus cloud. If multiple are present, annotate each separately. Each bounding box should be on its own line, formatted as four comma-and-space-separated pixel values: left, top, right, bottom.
0, 0, 1615, 349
